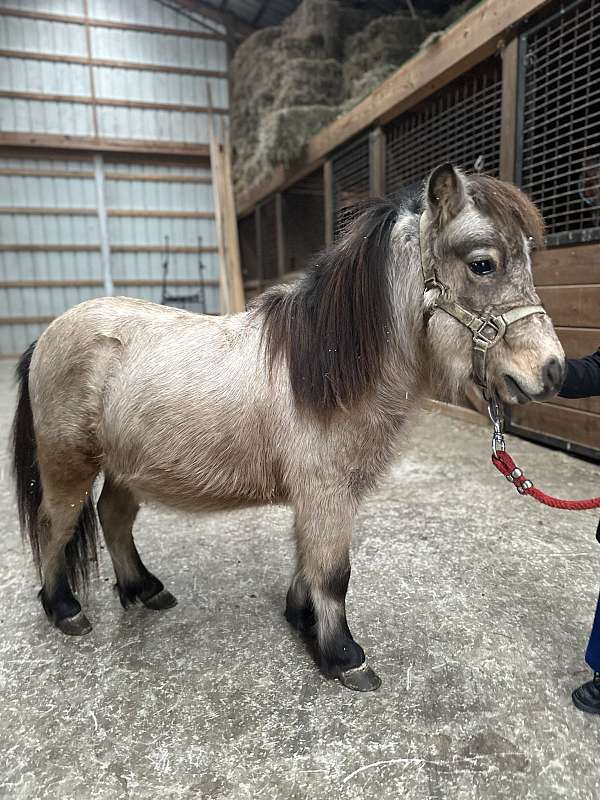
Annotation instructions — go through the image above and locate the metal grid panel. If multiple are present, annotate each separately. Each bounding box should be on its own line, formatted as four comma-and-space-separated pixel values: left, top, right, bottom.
332, 135, 370, 240
258, 196, 279, 281
518, 0, 600, 245
282, 168, 325, 273
385, 58, 503, 197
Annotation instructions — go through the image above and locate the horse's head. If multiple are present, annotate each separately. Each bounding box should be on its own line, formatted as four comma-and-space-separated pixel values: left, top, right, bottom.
421, 164, 565, 405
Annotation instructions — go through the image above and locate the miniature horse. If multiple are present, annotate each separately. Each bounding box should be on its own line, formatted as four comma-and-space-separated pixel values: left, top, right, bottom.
12, 165, 565, 691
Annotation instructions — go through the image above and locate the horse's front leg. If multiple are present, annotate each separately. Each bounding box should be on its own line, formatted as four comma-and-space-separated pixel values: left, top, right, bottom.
286, 503, 381, 692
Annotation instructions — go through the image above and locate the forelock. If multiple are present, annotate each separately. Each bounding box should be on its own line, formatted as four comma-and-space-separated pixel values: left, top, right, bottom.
466, 174, 545, 250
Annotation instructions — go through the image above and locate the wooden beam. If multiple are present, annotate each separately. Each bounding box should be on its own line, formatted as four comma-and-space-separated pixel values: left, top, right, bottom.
0, 166, 212, 183
369, 127, 386, 196
178, 0, 255, 39
0, 7, 225, 40
108, 209, 215, 218
0, 206, 215, 218
0, 49, 228, 78
323, 160, 334, 247
0, 91, 228, 115
275, 192, 285, 276
499, 36, 520, 182
0, 244, 217, 253
236, 0, 554, 217
0, 132, 211, 158
0, 279, 219, 288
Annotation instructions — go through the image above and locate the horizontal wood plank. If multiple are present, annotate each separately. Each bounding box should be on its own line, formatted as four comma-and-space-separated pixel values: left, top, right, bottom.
0, 244, 217, 253
0, 49, 228, 78
538, 285, 600, 328
0, 167, 212, 183
0, 132, 210, 158
0, 90, 228, 115
0, 207, 215, 219
0, 7, 225, 40
533, 244, 600, 286
555, 327, 600, 358
510, 402, 600, 451
0, 278, 218, 288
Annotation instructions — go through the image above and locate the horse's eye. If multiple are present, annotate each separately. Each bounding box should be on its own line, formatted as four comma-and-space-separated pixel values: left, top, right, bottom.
469, 259, 496, 276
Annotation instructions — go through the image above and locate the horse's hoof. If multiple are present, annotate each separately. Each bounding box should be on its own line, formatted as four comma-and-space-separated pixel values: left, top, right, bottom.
337, 661, 381, 692
142, 588, 178, 611
55, 611, 93, 636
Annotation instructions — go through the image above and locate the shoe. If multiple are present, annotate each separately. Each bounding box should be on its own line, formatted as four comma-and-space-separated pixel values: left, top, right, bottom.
572, 672, 600, 714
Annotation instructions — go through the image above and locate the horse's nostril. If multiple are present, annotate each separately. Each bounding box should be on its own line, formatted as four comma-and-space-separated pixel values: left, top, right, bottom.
542, 357, 565, 392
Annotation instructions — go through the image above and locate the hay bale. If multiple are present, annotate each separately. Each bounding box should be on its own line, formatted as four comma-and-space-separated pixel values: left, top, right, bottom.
273, 58, 343, 108
261, 105, 340, 167
343, 13, 438, 99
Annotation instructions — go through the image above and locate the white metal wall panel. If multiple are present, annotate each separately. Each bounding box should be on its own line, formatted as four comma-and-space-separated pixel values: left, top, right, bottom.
0, 1, 84, 14
0, 0, 228, 354
0, 15, 88, 55
0, 98, 95, 136
0, 57, 91, 95
92, 68, 228, 107
89, 0, 225, 34
1, 154, 220, 354
0, 3, 229, 145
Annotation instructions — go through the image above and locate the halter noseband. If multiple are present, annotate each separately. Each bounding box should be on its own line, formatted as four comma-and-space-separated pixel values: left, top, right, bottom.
418, 214, 546, 391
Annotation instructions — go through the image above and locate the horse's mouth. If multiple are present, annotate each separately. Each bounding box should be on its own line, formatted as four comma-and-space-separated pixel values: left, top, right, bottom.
503, 375, 532, 404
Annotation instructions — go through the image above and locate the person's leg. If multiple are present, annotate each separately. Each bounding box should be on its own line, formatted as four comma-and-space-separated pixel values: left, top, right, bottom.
572, 591, 600, 714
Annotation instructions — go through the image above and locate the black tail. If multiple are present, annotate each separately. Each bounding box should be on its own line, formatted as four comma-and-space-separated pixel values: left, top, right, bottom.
11, 341, 98, 591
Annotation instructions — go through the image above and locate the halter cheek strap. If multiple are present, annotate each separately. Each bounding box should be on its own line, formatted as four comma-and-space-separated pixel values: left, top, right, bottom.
419, 214, 546, 389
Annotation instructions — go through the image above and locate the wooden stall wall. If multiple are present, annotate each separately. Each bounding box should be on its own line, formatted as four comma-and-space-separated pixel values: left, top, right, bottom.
507, 0, 600, 459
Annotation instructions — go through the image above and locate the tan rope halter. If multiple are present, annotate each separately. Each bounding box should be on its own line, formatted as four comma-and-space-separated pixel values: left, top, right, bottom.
418, 213, 547, 391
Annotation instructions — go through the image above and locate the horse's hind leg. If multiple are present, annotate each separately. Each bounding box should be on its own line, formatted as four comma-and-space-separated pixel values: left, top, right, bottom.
285, 504, 381, 692
39, 473, 98, 636
97, 477, 177, 611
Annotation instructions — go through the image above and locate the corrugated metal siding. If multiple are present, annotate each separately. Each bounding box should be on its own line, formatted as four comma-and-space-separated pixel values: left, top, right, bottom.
0, 153, 220, 354
0, 3, 228, 146
0, 0, 227, 355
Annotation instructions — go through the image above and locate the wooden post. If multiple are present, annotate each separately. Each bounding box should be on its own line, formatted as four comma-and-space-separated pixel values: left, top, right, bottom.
207, 84, 245, 313
275, 191, 285, 276
500, 36, 520, 183
221, 123, 246, 311
93, 154, 113, 296
369, 127, 386, 196
255, 205, 263, 286
323, 159, 334, 246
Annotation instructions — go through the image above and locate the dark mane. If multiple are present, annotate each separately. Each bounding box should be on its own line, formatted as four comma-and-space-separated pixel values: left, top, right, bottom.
467, 174, 545, 249
259, 198, 399, 413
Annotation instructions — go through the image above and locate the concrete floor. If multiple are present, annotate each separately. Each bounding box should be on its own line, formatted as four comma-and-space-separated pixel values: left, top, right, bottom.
1, 360, 600, 800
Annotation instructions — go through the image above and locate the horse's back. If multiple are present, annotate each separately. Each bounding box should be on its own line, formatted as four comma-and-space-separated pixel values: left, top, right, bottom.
28, 296, 282, 509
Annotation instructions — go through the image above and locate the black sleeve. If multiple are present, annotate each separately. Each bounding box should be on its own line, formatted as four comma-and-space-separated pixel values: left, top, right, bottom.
559, 348, 600, 398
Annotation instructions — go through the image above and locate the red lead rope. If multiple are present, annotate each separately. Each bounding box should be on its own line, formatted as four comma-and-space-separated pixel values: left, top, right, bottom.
491, 448, 600, 510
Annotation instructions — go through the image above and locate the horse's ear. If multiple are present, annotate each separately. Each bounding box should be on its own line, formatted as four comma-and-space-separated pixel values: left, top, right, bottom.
427, 163, 466, 223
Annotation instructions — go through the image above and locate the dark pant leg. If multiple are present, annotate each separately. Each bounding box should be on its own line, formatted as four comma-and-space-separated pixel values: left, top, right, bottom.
584, 591, 600, 673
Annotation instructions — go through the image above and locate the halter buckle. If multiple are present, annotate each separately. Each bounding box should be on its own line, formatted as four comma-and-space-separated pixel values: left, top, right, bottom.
424, 274, 447, 295
473, 315, 506, 348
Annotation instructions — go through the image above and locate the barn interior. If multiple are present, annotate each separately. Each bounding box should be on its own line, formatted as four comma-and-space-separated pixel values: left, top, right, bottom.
1, 1, 600, 799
